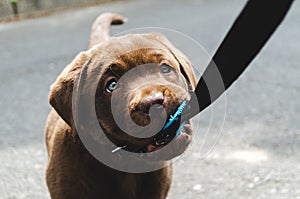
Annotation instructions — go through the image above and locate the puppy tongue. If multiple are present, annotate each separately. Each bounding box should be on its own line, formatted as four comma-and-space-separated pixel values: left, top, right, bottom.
147, 144, 157, 152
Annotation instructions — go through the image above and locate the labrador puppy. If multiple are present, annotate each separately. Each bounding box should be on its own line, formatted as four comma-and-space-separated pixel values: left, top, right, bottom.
46, 13, 197, 199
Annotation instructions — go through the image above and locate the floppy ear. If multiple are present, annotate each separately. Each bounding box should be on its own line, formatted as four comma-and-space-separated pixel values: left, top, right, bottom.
49, 52, 89, 127
171, 49, 197, 89
148, 33, 197, 89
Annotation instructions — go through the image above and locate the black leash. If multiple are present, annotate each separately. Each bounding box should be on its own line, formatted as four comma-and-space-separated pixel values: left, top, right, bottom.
181, 0, 294, 122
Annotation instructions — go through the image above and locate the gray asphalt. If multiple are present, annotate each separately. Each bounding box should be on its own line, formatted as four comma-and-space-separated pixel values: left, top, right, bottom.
1, 0, 300, 198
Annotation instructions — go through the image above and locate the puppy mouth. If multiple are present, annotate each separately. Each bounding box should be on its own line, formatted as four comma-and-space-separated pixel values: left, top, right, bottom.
112, 101, 192, 155
143, 120, 192, 153
127, 95, 193, 154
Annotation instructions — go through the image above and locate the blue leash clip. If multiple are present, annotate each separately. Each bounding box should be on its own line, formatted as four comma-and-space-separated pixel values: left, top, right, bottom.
162, 100, 187, 137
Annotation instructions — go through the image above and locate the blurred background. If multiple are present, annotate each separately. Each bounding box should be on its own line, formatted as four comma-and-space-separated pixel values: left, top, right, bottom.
0, 0, 112, 20
0, 0, 300, 198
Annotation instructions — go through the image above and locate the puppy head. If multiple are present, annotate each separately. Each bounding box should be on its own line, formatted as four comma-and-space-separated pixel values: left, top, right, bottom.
49, 33, 196, 160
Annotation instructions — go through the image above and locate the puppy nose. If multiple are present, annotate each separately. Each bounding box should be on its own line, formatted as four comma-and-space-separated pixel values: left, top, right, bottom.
138, 93, 164, 114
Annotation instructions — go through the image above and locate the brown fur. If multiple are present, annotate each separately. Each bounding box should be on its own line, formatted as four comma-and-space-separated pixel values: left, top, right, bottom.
46, 13, 196, 199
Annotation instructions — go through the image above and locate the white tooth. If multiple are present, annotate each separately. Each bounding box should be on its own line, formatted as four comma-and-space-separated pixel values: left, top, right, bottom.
155, 141, 159, 145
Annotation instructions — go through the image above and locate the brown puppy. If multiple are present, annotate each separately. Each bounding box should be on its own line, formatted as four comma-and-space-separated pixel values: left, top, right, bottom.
46, 13, 197, 199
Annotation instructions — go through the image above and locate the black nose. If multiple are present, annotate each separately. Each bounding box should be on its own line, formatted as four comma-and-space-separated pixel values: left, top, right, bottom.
137, 93, 164, 114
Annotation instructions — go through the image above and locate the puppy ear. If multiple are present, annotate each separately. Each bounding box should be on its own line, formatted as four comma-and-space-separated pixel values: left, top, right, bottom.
172, 50, 197, 89
148, 33, 197, 89
49, 52, 89, 127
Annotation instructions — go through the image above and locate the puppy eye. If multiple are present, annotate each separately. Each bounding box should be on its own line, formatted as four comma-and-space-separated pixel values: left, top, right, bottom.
160, 64, 172, 73
105, 79, 118, 93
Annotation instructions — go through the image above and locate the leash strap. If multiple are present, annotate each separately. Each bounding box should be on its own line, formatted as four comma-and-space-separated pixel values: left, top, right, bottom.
183, 0, 294, 121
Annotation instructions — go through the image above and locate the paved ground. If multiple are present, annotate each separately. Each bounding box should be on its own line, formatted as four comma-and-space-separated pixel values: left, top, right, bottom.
0, 0, 300, 198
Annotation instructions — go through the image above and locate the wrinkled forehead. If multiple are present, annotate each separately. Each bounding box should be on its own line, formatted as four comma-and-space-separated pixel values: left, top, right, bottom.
110, 48, 181, 77
77, 34, 187, 95
87, 34, 181, 75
